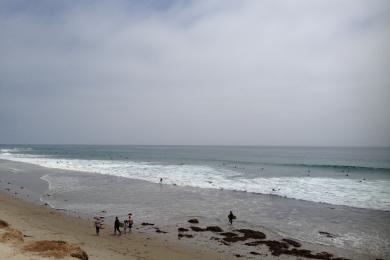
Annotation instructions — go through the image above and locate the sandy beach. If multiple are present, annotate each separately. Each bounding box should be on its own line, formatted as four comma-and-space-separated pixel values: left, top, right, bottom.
0, 191, 234, 260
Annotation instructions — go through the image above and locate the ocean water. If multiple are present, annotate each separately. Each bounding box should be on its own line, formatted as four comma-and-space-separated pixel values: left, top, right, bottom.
1, 145, 390, 258
1, 145, 389, 211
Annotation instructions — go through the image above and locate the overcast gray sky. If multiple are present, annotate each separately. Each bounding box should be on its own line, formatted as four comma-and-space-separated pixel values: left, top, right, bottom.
0, 0, 389, 146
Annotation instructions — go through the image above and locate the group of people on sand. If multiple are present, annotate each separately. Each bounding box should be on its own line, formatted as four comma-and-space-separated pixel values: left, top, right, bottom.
114, 214, 134, 235
94, 213, 133, 236
95, 211, 236, 236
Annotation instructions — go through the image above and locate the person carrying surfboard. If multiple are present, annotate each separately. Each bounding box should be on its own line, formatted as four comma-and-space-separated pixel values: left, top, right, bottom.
114, 216, 121, 235
228, 210, 236, 224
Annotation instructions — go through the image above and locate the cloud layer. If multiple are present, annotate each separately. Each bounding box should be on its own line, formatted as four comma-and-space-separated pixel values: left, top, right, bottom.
0, 0, 389, 146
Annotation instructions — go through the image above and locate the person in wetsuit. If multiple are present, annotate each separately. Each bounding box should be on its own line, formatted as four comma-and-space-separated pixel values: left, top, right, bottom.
114, 216, 121, 235
228, 210, 235, 224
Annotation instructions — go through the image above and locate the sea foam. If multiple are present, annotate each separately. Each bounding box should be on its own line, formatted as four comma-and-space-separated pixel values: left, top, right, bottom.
1, 150, 389, 211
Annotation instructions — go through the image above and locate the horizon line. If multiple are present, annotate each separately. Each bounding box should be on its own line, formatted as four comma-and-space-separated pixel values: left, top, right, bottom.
1, 143, 389, 149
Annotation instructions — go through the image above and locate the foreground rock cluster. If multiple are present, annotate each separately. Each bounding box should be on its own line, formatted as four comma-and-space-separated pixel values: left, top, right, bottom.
175, 218, 351, 260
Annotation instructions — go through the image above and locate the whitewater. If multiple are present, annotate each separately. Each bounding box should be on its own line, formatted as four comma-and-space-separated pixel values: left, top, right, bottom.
1, 146, 389, 211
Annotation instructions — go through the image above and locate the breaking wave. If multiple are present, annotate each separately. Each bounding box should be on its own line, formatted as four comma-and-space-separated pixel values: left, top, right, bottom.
1, 148, 390, 211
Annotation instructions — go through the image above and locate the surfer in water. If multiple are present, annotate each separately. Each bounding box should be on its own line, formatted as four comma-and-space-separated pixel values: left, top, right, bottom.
228, 210, 236, 224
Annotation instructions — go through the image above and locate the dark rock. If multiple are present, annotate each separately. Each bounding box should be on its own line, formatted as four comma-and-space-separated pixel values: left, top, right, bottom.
205, 226, 223, 232
235, 229, 266, 239
285, 248, 336, 259
245, 240, 263, 246
244, 240, 289, 256
249, 251, 261, 255
188, 219, 199, 224
319, 231, 337, 238
316, 252, 333, 258
220, 232, 238, 238
190, 226, 205, 232
0, 220, 9, 228
210, 237, 220, 241
189, 225, 223, 232
223, 236, 247, 243
178, 233, 193, 239
178, 227, 189, 232
234, 254, 243, 257
141, 222, 155, 226
288, 248, 312, 258
221, 229, 265, 243
282, 238, 301, 247
155, 229, 167, 234
70, 250, 89, 260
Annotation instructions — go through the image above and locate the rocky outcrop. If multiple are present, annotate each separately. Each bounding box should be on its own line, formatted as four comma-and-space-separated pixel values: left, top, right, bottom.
178, 233, 193, 239
220, 232, 238, 238
235, 229, 266, 239
189, 225, 223, 233
190, 226, 204, 232
205, 226, 223, 232
141, 222, 154, 226
319, 231, 337, 238
282, 238, 301, 247
245, 240, 348, 260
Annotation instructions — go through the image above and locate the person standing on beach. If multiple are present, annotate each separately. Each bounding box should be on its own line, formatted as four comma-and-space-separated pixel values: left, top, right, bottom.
114, 217, 121, 235
128, 213, 133, 231
123, 219, 128, 234
228, 211, 235, 224
95, 217, 101, 236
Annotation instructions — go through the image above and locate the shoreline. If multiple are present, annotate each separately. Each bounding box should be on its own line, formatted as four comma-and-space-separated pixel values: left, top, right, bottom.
0, 159, 385, 259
